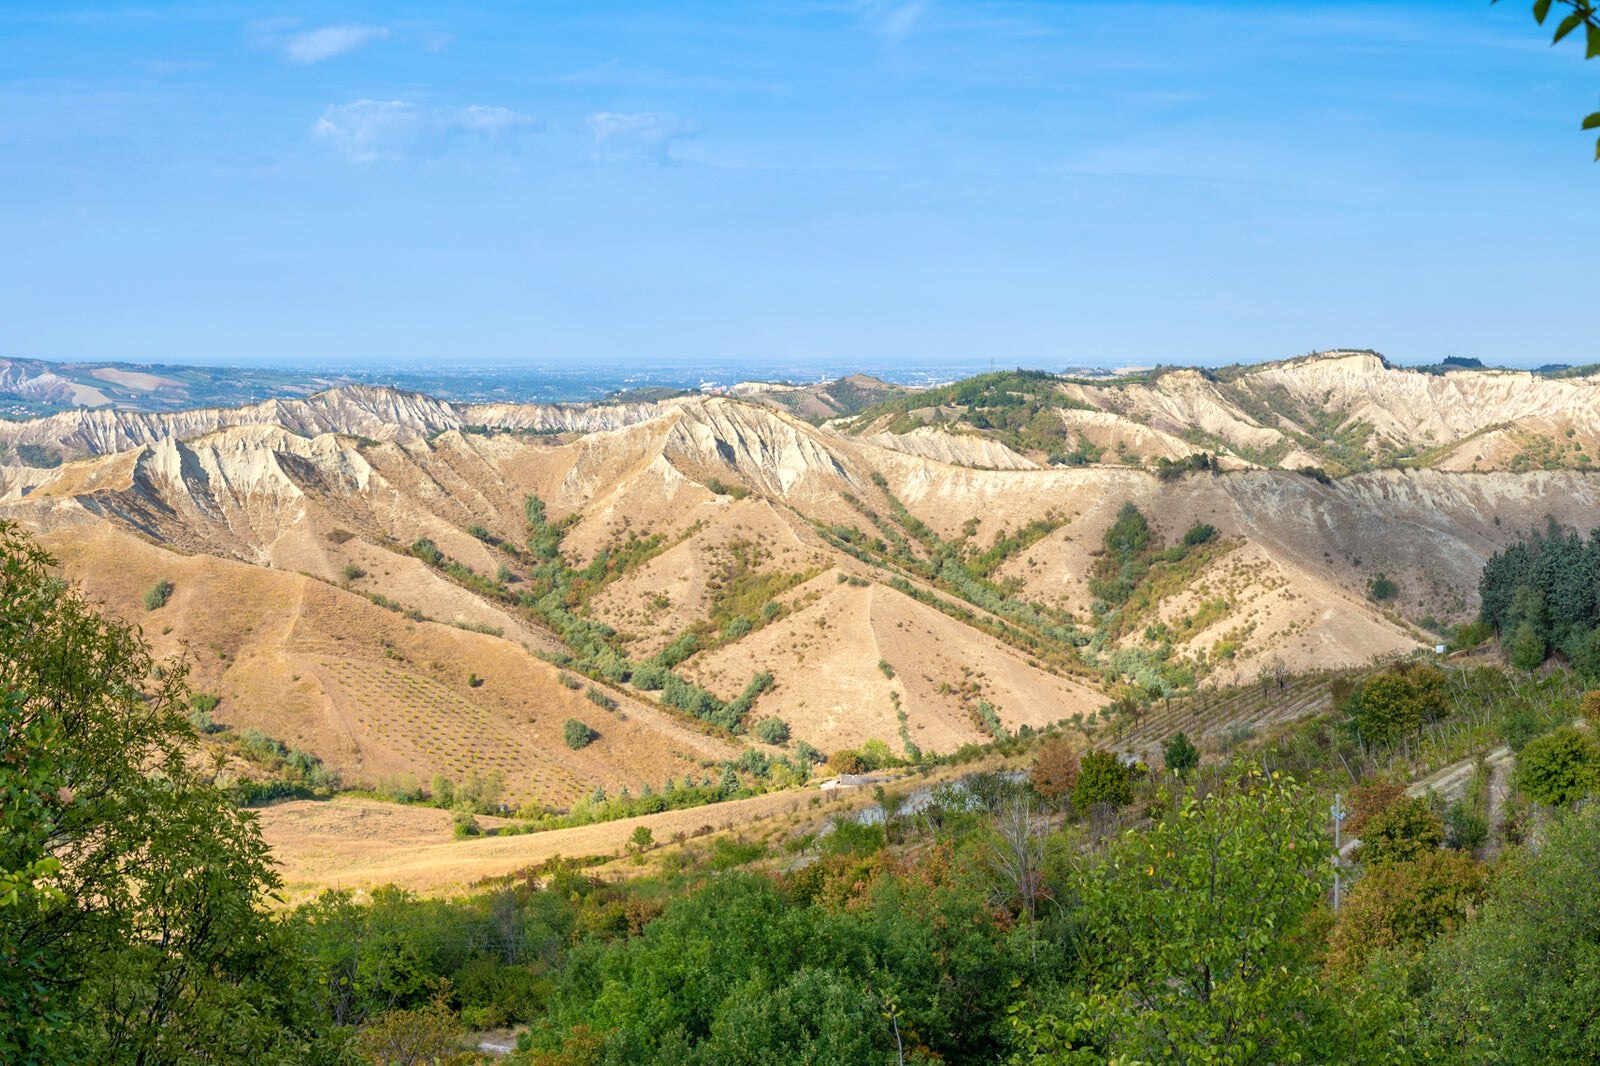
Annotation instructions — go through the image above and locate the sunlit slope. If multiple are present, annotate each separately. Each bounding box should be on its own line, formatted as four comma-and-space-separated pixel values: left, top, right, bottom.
4, 371, 1598, 795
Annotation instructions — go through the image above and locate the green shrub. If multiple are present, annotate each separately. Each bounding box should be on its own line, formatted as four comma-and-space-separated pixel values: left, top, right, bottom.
1182, 523, 1217, 547
411, 538, 443, 566
1368, 573, 1399, 601
754, 717, 790, 745
375, 773, 423, 804
1073, 749, 1132, 810
819, 819, 883, 857
431, 774, 455, 807
1500, 705, 1544, 752
631, 663, 668, 691
705, 477, 749, 499
1515, 726, 1600, 806
563, 718, 597, 750
15, 443, 61, 468
1164, 731, 1199, 774
1358, 796, 1444, 867
143, 579, 174, 611
976, 700, 1007, 742
452, 808, 482, 838
341, 564, 365, 581
1451, 619, 1493, 650
1444, 801, 1488, 851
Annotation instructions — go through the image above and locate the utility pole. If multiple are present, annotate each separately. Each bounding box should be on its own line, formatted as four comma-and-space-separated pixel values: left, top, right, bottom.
1331, 792, 1349, 913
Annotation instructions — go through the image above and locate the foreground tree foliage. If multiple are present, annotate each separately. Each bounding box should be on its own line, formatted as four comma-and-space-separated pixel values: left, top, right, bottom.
1055, 769, 1333, 1064
1357, 796, 1447, 868
1493, 0, 1600, 159
1327, 851, 1488, 975
0, 522, 352, 1064
1423, 802, 1600, 1063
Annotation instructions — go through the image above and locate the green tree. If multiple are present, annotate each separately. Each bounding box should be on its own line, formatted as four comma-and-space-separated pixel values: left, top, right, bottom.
1344, 666, 1450, 747
1357, 796, 1445, 868
1425, 802, 1600, 1063
1326, 850, 1488, 975
700, 968, 893, 1065
1103, 502, 1151, 560
1514, 725, 1600, 805
1072, 749, 1132, 810
0, 522, 347, 1065
1507, 620, 1546, 670
1061, 766, 1333, 1064
1163, 731, 1199, 775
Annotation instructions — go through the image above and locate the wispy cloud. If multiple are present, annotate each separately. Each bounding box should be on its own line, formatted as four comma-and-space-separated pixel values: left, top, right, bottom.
286, 25, 389, 64
587, 111, 697, 163
859, 0, 932, 45
417, 30, 456, 54
250, 19, 391, 65
312, 100, 540, 164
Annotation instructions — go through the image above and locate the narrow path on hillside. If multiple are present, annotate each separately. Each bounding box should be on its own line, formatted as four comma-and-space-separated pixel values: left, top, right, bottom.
1484, 757, 1512, 860
1338, 743, 1514, 859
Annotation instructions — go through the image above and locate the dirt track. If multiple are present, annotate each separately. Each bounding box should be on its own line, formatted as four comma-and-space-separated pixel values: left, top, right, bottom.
256, 787, 873, 901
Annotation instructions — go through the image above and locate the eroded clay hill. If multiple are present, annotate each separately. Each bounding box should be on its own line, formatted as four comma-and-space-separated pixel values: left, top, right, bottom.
3, 356, 1596, 807
837, 351, 1600, 477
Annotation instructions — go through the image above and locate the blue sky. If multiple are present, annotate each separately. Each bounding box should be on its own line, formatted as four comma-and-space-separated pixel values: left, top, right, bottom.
1, 1, 1595, 370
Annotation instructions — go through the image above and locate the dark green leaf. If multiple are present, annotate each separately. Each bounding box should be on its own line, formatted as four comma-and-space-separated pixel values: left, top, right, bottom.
1583, 111, 1600, 130
1534, 0, 1554, 24
1554, 11, 1585, 42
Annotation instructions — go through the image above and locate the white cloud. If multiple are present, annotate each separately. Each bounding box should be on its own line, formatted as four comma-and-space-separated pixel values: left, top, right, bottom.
281, 24, 390, 64
312, 100, 540, 163
250, 20, 391, 64
587, 111, 697, 163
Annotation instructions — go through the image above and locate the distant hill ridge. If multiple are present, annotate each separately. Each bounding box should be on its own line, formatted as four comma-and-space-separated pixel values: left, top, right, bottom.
4, 350, 1600, 477
3, 348, 1598, 806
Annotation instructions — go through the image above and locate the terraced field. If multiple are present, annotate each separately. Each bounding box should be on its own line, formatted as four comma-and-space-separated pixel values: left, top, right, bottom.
1116, 671, 1342, 762
315, 657, 589, 802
